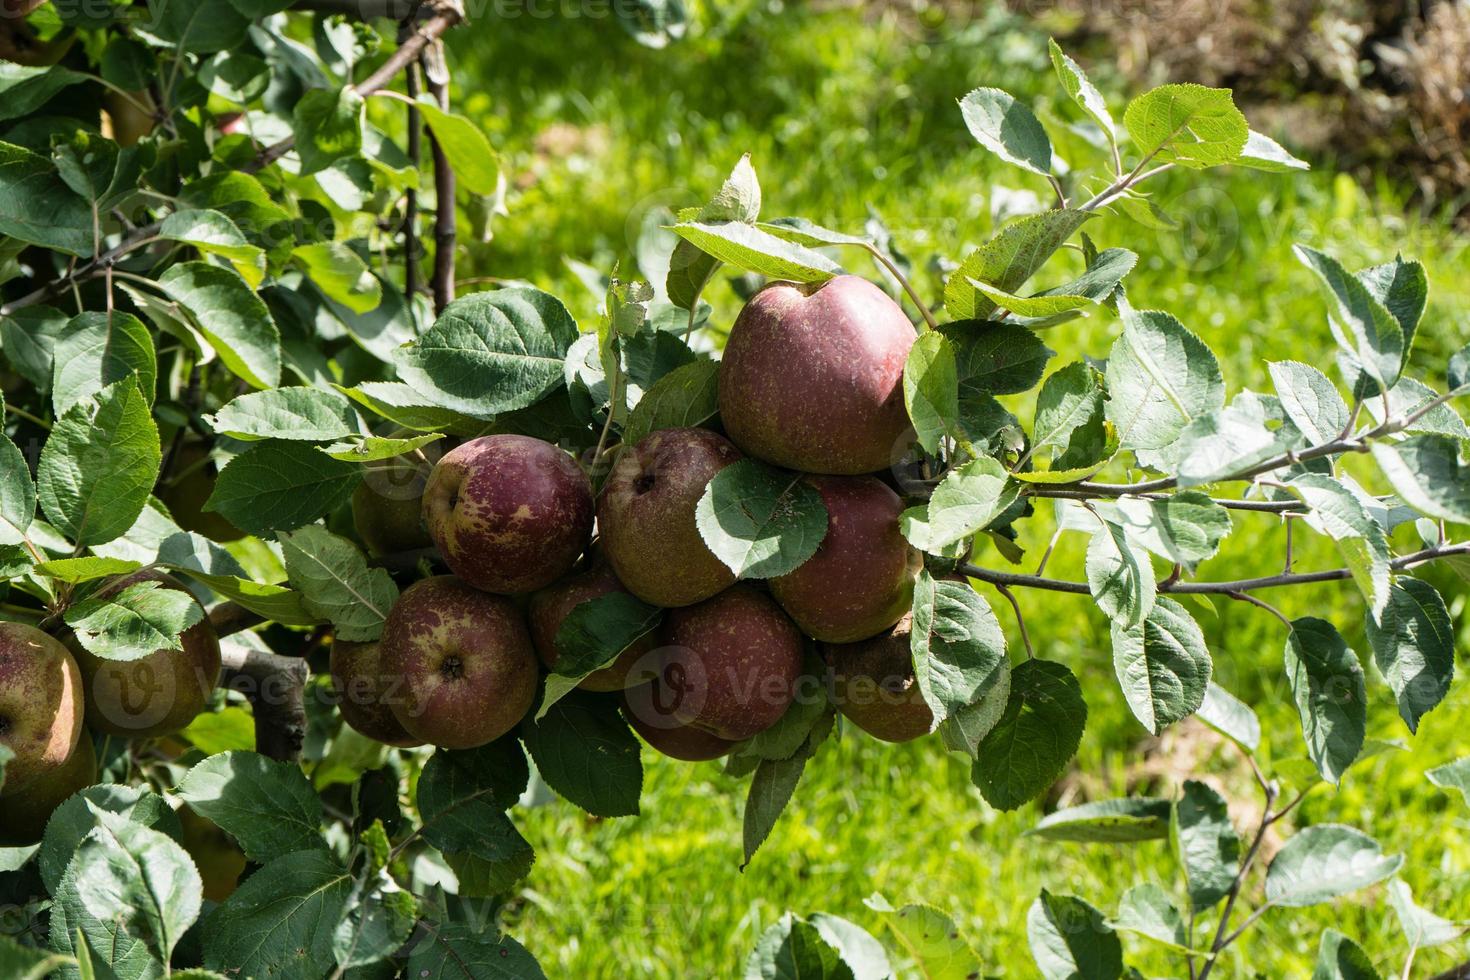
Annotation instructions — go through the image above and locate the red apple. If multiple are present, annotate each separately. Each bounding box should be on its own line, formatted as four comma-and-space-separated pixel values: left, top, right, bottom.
330, 640, 423, 748
381, 576, 538, 749
770, 475, 920, 642
527, 556, 658, 692
620, 680, 737, 761
423, 435, 593, 594
823, 615, 934, 743
719, 274, 916, 474
597, 427, 742, 607
657, 585, 804, 741
0, 622, 84, 798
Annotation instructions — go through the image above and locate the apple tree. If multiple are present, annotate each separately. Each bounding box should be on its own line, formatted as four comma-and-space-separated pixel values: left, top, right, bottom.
0, 1, 1465, 977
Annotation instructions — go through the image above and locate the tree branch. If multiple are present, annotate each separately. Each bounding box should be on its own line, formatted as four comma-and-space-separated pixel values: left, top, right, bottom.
422, 44, 456, 314
958, 541, 1470, 597
220, 643, 309, 763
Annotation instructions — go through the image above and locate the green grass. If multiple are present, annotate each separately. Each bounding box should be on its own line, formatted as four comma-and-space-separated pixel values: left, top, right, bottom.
435, 6, 1470, 975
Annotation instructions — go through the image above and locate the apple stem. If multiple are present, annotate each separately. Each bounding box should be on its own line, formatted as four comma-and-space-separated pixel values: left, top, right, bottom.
865, 244, 938, 332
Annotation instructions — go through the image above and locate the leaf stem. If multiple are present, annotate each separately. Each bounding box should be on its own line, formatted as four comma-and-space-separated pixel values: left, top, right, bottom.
992, 583, 1033, 658
865, 243, 938, 332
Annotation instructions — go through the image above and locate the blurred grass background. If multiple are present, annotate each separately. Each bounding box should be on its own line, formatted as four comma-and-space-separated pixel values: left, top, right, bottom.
438, 4, 1470, 975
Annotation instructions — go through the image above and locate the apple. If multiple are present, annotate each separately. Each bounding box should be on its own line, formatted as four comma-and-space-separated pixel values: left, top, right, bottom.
70, 571, 221, 739
381, 576, 539, 749
719, 274, 916, 475
330, 640, 423, 748
527, 556, 658, 692
822, 614, 934, 743
598, 427, 742, 607
657, 585, 804, 741
0, 733, 95, 846
621, 680, 737, 761
423, 434, 593, 594
770, 475, 920, 642
353, 456, 434, 556
0, 622, 84, 798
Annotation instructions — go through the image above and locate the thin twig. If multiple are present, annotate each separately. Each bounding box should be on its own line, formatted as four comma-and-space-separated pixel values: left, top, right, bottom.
422, 44, 456, 314
865, 244, 937, 332
1227, 591, 1293, 629
993, 584, 1034, 658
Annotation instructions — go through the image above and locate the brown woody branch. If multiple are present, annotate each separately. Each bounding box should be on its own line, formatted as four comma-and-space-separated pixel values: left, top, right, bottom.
959, 541, 1470, 598
421, 44, 456, 313
220, 643, 310, 763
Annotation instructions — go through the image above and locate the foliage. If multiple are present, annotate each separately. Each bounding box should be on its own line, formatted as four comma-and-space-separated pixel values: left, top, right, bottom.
0, 2, 1465, 977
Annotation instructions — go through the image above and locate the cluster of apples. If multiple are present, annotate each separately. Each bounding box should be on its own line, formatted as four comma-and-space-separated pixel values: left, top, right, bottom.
0, 573, 221, 843
335, 275, 938, 761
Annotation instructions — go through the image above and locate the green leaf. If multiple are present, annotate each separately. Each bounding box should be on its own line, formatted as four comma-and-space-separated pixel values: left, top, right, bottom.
1449, 342, 1470, 393
903, 456, 1020, 553
395, 287, 578, 419
944, 210, 1090, 320
1195, 681, 1260, 751
1172, 779, 1239, 909
145, 0, 250, 52
157, 209, 265, 287
38, 378, 160, 547
50, 810, 201, 974
0, 140, 94, 255
1364, 578, 1454, 734
279, 525, 398, 642
158, 262, 282, 390
202, 850, 351, 978
1174, 393, 1298, 487
1357, 256, 1427, 377
1287, 474, 1391, 617
0, 935, 72, 980
403, 923, 546, 980
1105, 307, 1225, 453
1266, 824, 1403, 907
1388, 878, 1461, 949
757, 217, 872, 249
522, 692, 643, 818
0, 64, 87, 121
1109, 492, 1232, 572
416, 739, 531, 855
903, 331, 959, 454
319, 433, 444, 463
63, 580, 200, 662
173, 570, 319, 627
1294, 245, 1403, 391
1112, 884, 1191, 951
1110, 597, 1211, 734
667, 155, 761, 311
293, 86, 364, 176
291, 242, 382, 315
337, 381, 488, 435
1122, 83, 1248, 169
743, 742, 815, 869
206, 441, 361, 536
1, 305, 68, 393
1025, 360, 1111, 475
1088, 520, 1156, 630
51, 312, 156, 417
175, 751, 324, 862
973, 659, 1086, 810
1269, 360, 1350, 445
865, 898, 982, 980
1049, 40, 1115, 146
414, 100, 500, 196
0, 432, 36, 543
909, 572, 1008, 724
39, 785, 183, 895
539, 591, 662, 719
669, 221, 842, 284
1370, 435, 1470, 523
622, 358, 720, 445
35, 557, 144, 584
744, 914, 855, 980
695, 460, 828, 578
1367, 378, 1468, 439
1313, 929, 1382, 980
197, 50, 270, 103
1025, 797, 1171, 843
1427, 757, 1470, 806
945, 320, 1054, 396
206, 386, 358, 442
1285, 618, 1366, 785
1236, 130, 1310, 171
1027, 890, 1122, 980
958, 87, 1052, 176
